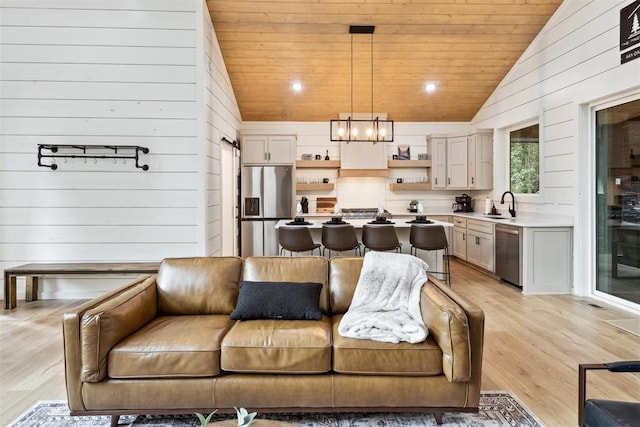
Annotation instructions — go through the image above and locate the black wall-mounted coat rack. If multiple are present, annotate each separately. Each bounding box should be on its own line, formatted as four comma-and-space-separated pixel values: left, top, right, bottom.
37, 144, 150, 170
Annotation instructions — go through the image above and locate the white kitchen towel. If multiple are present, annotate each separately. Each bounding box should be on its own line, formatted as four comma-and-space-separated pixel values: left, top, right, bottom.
338, 252, 429, 344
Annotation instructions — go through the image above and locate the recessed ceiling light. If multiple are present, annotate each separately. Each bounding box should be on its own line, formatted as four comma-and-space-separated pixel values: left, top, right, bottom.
292, 81, 303, 92
424, 82, 437, 93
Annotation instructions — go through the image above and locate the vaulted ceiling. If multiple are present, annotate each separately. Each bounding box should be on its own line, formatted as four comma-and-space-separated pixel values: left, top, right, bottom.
206, 1, 563, 122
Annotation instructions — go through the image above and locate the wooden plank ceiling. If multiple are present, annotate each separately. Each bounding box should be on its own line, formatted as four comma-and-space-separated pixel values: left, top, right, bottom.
207, 0, 563, 122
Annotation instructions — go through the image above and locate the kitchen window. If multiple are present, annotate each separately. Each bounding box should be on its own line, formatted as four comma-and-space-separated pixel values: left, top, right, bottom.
509, 123, 540, 194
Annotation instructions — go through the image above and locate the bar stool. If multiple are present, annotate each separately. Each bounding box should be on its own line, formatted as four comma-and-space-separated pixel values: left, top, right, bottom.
278, 226, 321, 256
321, 225, 361, 257
410, 225, 450, 285
362, 224, 401, 253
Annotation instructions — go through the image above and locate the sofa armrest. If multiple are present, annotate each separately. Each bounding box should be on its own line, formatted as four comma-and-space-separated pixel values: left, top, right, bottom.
63, 275, 157, 411
420, 277, 484, 383
421, 277, 484, 406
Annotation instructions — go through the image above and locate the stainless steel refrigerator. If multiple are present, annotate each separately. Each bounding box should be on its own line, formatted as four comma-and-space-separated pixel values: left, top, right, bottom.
241, 165, 293, 256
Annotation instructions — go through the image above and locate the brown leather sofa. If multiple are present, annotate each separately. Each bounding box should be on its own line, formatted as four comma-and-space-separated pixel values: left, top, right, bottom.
63, 256, 484, 426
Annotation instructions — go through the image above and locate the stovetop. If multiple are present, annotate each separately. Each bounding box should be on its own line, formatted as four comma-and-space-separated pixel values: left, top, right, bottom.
340, 208, 392, 219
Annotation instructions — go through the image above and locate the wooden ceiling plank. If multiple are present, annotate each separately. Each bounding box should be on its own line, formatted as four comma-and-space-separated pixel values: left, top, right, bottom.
210, 1, 560, 16
206, 0, 562, 122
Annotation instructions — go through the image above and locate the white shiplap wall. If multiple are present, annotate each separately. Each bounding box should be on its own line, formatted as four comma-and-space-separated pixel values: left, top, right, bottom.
202, 6, 242, 256
0, 0, 240, 299
470, 0, 640, 299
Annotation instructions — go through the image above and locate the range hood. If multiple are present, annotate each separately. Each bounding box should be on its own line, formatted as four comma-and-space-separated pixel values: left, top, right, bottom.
338, 113, 388, 176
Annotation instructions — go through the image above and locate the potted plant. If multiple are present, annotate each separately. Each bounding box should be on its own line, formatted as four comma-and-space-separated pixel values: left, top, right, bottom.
196, 407, 257, 427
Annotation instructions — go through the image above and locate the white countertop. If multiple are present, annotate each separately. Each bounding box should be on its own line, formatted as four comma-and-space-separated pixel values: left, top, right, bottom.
449, 212, 573, 227
299, 211, 573, 227
275, 218, 453, 229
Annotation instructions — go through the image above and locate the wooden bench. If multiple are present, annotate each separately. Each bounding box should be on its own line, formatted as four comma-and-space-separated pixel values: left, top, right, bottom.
3, 262, 160, 309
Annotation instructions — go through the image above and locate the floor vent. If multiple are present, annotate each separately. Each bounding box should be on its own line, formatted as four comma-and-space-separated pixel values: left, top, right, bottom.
576, 299, 605, 309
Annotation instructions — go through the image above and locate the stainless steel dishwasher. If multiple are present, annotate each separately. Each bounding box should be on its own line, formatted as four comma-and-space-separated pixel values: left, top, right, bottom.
495, 224, 522, 287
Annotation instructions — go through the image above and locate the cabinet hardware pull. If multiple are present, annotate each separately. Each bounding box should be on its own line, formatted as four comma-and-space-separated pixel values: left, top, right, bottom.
435, 178, 438, 185
472, 177, 475, 184
448, 178, 451, 185
463, 233, 466, 241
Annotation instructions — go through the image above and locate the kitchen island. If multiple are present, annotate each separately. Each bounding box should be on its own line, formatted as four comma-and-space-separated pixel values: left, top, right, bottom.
275, 217, 453, 280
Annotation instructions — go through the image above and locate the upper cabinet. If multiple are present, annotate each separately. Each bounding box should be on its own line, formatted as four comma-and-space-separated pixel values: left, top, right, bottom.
428, 135, 447, 189
428, 130, 493, 190
468, 130, 493, 190
446, 136, 468, 189
242, 135, 295, 165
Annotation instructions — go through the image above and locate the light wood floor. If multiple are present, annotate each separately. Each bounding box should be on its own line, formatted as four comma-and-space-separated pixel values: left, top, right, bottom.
1, 260, 639, 426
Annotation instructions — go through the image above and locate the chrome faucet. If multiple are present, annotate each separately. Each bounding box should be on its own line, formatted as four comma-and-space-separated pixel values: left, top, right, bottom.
500, 191, 516, 217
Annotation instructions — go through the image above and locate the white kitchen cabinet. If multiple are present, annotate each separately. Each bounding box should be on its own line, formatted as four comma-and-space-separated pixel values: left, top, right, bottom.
467, 130, 493, 190
466, 219, 495, 272
428, 131, 493, 190
446, 136, 468, 189
242, 135, 295, 165
521, 227, 573, 294
427, 135, 447, 188
451, 217, 494, 272
452, 217, 467, 260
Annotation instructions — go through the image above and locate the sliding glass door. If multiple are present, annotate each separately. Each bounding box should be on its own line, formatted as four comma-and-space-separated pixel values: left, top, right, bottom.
595, 98, 640, 305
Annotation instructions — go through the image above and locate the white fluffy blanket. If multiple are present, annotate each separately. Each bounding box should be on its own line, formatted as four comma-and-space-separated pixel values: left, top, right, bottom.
338, 252, 429, 344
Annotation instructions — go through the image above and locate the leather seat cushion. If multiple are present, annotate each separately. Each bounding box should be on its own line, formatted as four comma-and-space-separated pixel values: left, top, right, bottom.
585, 399, 640, 427
108, 315, 233, 379
221, 317, 332, 374
332, 315, 443, 376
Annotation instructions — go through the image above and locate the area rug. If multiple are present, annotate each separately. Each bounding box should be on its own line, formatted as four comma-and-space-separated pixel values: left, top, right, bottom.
604, 318, 640, 338
9, 391, 544, 426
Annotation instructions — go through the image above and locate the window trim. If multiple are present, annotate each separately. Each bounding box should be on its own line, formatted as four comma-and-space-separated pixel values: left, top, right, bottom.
503, 119, 543, 204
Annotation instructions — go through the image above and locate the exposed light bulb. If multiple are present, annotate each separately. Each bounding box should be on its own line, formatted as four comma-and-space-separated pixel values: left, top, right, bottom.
292, 81, 303, 92
351, 128, 358, 138
366, 128, 373, 139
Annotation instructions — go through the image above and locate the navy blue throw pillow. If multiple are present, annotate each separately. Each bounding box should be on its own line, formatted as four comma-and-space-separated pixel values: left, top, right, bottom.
230, 281, 323, 320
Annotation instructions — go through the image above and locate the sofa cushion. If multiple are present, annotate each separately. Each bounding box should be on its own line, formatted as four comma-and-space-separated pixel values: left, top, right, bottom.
230, 281, 323, 320
329, 257, 364, 315
332, 314, 443, 376
220, 317, 332, 374
157, 257, 243, 315
81, 277, 157, 383
108, 315, 234, 379
243, 256, 330, 314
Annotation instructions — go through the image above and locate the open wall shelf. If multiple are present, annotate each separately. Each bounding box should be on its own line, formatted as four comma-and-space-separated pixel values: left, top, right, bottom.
389, 183, 432, 191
